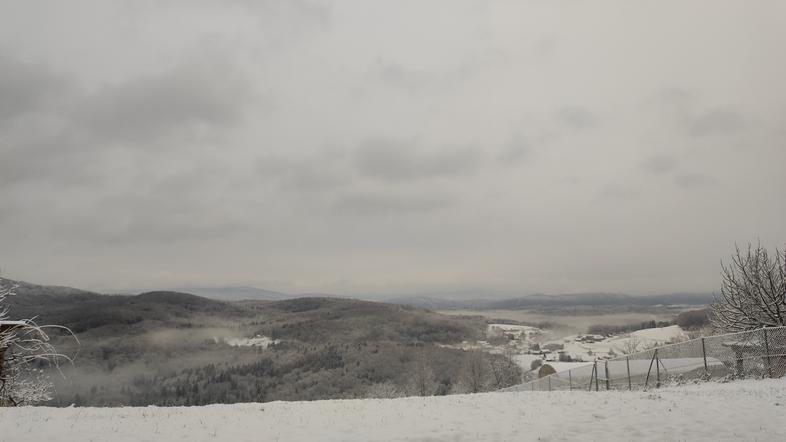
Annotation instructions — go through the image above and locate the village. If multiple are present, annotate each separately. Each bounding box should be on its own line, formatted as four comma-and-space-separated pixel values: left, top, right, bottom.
440, 322, 692, 380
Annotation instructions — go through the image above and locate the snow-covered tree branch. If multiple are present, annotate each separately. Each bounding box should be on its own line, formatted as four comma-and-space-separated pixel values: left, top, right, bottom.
709, 243, 786, 332
1, 278, 77, 406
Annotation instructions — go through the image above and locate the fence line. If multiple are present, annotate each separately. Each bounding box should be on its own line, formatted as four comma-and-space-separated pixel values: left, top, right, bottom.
504, 326, 786, 392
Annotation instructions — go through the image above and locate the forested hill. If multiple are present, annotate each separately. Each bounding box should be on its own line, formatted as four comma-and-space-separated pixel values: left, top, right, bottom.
4, 280, 485, 343
2, 279, 494, 407
5, 287, 245, 333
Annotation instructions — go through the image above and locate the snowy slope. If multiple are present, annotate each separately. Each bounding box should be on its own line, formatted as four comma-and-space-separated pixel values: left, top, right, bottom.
554, 325, 688, 361
2, 378, 785, 441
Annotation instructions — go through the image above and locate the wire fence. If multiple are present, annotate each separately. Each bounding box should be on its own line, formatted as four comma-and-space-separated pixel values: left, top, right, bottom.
504, 326, 786, 392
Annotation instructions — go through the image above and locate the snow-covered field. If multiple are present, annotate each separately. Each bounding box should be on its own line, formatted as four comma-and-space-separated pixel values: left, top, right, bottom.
222, 335, 279, 348
2, 378, 784, 441
550, 325, 689, 362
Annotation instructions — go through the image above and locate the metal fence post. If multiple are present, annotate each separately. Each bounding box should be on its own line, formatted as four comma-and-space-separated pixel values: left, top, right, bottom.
594, 360, 599, 391
701, 337, 708, 375
588, 361, 596, 391
605, 360, 610, 390
568, 369, 573, 391
655, 349, 661, 388
626, 356, 631, 390
548, 376, 551, 391
644, 351, 656, 388
763, 328, 773, 378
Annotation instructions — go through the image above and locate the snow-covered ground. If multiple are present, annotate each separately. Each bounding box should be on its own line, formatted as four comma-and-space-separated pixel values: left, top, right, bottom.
451, 324, 690, 374
2, 378, 784, 441
222, 335, 279, 348
555, 325, 689, 362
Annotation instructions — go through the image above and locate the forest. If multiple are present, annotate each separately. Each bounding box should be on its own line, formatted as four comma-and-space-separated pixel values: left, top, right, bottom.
5, 282, 521, 406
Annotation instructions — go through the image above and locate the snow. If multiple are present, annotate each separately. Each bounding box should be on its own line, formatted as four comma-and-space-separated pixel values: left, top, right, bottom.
630, 325, 687, 343
540, 361, 593, 372
222, 335, 279, 348
2, 378, 785, 441
487, 323, 541, 335
550, 325, 689, 362
513, 353, 543, 369
443, 324, 545, 355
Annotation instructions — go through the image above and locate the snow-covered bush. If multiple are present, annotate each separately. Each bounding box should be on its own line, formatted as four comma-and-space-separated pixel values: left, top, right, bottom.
1, 278, 75, 406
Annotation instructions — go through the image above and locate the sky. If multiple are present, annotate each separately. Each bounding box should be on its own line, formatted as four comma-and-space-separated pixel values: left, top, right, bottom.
1, 1, 785, 297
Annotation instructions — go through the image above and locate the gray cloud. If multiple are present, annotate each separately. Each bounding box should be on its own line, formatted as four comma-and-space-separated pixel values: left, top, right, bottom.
332, 190, 455, 215
74, 59, 254, 146
1, 1, 784, 296
674, 172, 717, 189
688, 109, 747, 138
0, 131, 96, 187
0, 52, 72, 121
257, 153, 352, 193
497, 137, 532, 164
650, 89, 750, 139
554, 106, 598, 132
640, 155, 679, 175
598, 183, 641, 200
369, 50, 507, 94
354, 139, 481, 181
371, 60, 433, 93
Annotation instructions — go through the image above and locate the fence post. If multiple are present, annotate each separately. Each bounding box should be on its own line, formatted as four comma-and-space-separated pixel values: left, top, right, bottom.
568, 369, 573, 391
548, 376, 552, 391
655, 349, 661, 388
605, 360, 610, 390
588, 361, 596, 391
701, 337, 708, 375
626, 356, 631, 390
594, 360, 599, 392
644, 351, 656, 388
763, 328, 773, 378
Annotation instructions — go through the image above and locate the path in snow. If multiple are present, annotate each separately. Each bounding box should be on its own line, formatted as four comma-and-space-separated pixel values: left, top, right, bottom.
1, 378, 784, 441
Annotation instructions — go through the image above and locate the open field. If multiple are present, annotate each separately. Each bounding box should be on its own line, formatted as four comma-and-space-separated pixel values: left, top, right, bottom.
440, 307, 689, 338
2, 378, 784, 441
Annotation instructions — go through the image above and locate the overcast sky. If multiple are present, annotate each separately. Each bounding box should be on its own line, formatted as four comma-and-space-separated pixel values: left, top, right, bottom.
1, 1, 785, 297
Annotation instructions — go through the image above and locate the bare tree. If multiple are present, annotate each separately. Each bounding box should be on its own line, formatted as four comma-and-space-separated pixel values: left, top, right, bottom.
619, 335, 641, 355
408, 349, 436, 396
1, 278, 75, 406
488, 348, 522, 389
457, 349, 490, 393
364, 381, 402, 399
710, 243, 786, 332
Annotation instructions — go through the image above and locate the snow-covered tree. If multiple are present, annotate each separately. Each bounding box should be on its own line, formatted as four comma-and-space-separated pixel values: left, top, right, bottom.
457, 350, 490, 393
619, 335, 642, 355
408, 349, 436, 396
710, 243, 786, 332
488, 349, 521, 389
1, 278, 74, 406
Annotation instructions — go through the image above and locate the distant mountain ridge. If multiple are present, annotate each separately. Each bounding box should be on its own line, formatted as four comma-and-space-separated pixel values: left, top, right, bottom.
167, 286, 291, 301
385, 292, 714, 310
1, 277, 713, 308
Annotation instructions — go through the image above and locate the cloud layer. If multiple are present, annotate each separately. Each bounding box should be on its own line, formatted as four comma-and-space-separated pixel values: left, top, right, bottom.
1, 1, 785, 296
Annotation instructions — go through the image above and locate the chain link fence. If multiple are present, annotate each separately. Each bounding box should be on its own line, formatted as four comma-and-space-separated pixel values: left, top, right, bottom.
504, 326, 786, 392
